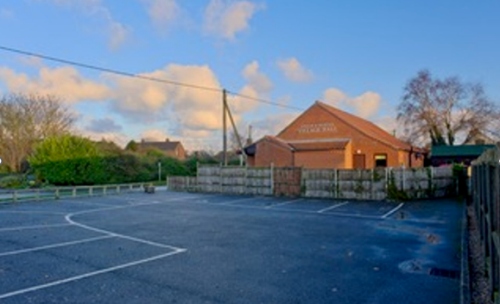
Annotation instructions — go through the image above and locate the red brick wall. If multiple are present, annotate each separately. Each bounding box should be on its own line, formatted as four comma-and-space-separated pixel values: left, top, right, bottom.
254, 139, 294, 167
294, 150, 346, 169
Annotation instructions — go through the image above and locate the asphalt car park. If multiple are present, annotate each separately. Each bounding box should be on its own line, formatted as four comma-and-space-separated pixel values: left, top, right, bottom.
0, 191, 463, 303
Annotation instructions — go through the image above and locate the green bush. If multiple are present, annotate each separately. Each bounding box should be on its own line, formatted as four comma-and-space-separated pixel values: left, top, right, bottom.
0, 174, 26, 189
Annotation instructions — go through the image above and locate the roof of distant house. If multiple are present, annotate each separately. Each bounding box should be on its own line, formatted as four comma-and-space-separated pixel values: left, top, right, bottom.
140, 139, 183, 152
431, 144, 495, 158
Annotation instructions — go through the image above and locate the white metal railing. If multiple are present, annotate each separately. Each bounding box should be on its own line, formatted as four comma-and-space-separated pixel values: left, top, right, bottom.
0, 182, 154, 204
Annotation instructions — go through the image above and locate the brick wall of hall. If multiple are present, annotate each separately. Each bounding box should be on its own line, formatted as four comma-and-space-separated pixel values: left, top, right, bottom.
254, 140, 294, 167
277, 104, 411, 168
294, 150, 346, 169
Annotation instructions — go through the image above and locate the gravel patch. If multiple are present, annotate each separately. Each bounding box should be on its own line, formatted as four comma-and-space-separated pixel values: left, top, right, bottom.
468, 205, 493, 304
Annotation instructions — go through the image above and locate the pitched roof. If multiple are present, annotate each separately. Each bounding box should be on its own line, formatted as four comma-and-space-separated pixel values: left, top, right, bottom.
245, 136, 350, 156
288, 138, 350, 151
140, 140, 182, 152
431, 145, 495, 158
314, 101, 412, 151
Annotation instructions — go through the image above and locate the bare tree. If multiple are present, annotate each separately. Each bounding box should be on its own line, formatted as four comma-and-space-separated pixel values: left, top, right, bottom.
0, 93, 74, 172
397, 70, 499, 146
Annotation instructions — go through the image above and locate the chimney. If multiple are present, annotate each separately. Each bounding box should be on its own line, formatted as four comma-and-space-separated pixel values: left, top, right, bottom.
166, 138, 170, 142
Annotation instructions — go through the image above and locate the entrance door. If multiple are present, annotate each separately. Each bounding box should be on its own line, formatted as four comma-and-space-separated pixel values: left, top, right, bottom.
353, 154, 366, 169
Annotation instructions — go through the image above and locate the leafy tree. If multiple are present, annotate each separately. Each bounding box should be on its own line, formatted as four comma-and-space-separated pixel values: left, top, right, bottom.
125, 140, 139, 152
397, 70, 499, 146
29, 135, 103, 185
96, 140, 122, 155
0, 93, 74, 172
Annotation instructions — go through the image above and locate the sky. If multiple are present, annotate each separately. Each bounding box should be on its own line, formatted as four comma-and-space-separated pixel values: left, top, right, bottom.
0, 0, 499, 152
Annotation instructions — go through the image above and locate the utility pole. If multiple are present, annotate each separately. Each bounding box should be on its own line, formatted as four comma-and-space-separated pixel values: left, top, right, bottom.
222, 89, 228, 166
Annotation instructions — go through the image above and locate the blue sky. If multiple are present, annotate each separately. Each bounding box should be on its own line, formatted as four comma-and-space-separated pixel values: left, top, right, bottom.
0, 0, 499, 152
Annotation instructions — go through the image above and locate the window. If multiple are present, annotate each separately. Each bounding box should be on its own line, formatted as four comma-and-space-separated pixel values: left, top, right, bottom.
374, 154, 387, 167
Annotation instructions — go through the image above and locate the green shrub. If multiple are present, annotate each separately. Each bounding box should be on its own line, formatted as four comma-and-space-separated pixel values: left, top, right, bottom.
0, 175, 26, 189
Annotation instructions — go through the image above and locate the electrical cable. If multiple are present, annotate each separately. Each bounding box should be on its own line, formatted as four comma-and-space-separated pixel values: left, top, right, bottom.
0, 45, 305, 111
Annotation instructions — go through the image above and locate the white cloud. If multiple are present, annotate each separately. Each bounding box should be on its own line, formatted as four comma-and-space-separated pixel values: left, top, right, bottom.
140, 129, 170, 141
227, 60, 273, 117
40, 0, 130, 50
108, 22, 129, 50
323, 88, 348, 105
277, 57, 313, 83
322, 88, 382, 119
142, 0, 180, 33
106, 64, 223, 134
0, 66, 111, 104
251, 112, 299, 139
204, 0, 263, 40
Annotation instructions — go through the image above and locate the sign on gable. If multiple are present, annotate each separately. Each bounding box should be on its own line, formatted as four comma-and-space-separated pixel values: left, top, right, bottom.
297, 122, 337, 134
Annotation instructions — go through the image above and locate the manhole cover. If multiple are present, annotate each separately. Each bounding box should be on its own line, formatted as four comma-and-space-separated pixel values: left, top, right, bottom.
428, 267, 460, 279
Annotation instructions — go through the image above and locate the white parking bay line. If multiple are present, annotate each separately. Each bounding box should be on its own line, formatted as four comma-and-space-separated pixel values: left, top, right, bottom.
381, 203, 405, 219
0, 223, 72, 232
220, 197, 259, 205
317, 201, 349, 213
0, 249, 186, 300
265, 198, 302, 209
0, 235, 114, 257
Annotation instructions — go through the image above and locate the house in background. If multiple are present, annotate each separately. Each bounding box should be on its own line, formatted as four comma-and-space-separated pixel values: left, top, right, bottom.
139, 138, 187, 160
244, 101, 425, 169
430, 144, 495, 166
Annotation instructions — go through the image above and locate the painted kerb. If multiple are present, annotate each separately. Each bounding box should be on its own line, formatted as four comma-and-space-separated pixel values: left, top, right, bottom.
168, 165, 453, 200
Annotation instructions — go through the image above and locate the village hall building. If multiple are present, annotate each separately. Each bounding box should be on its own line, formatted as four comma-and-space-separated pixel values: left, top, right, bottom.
244, 101, 424, 169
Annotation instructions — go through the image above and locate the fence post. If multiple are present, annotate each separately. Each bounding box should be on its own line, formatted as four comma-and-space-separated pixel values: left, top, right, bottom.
55, 188, 60, 200
245, 165, 248, 195
334, 169, 338, 199
385, 167, 389, 197
72, 187, 76, 197
89, 187, 93, 197
371, 168, 374, 200
13, 191, 17, 203
219, 164, 223, 194
270, 163, 274, 196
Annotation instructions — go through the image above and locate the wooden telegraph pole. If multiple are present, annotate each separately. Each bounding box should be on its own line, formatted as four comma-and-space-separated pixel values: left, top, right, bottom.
222, 89, 228, 166
222, 89, 246, 167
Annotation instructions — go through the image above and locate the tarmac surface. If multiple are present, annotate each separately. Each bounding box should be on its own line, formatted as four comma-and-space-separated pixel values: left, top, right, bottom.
0, 191, 462, 303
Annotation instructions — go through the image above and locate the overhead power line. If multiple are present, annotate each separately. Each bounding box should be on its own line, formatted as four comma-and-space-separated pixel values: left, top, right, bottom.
0, 45, 304, 111
226, 90, 304, 111
0, 45, 221, 93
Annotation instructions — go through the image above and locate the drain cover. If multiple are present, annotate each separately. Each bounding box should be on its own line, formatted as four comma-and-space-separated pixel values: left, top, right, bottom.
428, 267, 460, 279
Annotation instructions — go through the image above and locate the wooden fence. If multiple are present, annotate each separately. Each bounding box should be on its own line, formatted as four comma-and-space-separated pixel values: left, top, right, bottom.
471, 146, 500, 302
168, 165, 454, 200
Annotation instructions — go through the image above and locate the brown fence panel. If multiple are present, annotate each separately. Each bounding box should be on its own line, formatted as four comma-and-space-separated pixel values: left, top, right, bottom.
273, 167, 302, 197
471, 147, 500, 302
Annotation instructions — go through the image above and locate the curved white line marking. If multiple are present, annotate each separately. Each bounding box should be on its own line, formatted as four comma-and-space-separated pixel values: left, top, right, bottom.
64, 196, 199, 251
0, 195, 197, 300
0, 250, 185, 300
